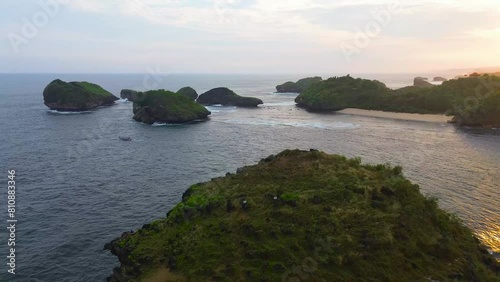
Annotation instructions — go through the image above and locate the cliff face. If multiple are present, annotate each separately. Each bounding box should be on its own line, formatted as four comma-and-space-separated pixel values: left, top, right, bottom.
120, 89, 142, 102
105, 149, 500, 282
132, 89, 210, 124
43, 79, 119, 111
197, 87, 263, 107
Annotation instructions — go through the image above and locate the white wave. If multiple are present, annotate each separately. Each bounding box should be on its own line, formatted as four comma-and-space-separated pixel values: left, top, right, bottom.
270, 92, 300, 95
205, 105, 237, 114
117, 98, 129, 103
223, 119, 359, 130
263, 101, 297, 107
47, 110, 92, 115
152, 122, 182, 127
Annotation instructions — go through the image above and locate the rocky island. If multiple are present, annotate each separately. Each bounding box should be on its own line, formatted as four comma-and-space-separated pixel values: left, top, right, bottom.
413, 77, 434, 88
197, 87, 263, 107
120, 89, 142, 102
295, 74, 500, 127
176, 87, 198, 101
276, 76, 323, 93
132, 89, 210, 124
433, 76, 448, 82
43, 79, 119, 111
105, 149, 499, 281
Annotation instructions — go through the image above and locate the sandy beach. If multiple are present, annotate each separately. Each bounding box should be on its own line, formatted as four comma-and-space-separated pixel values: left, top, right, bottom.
337, 108, 451, 123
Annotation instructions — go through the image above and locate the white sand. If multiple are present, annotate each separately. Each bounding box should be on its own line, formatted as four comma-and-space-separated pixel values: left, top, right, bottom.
337, 108, 451, 123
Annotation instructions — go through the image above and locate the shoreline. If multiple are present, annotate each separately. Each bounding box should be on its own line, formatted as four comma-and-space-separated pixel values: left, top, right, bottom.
337, 108, 451, 123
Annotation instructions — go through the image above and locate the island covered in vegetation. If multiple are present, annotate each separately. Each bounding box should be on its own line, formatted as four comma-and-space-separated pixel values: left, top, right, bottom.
105, 149, 499, 281
132, 89, 210, 124
43, 79, 118, 111
294, 75, 500, 128
276, 76, 323, 93
197, 87, 263, 107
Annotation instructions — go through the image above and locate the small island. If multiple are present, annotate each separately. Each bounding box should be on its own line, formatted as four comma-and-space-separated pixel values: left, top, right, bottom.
176, 87, 198, 101
197, 87, 263, 107
105, 149, 499, 281
295, 74, 500, 127
43, 79, 119, 111
276, 76, 323, 93
120, 89, 141, 102
132, 89, 211, 124
413, 77, 434, 88
433, 76, 448, 82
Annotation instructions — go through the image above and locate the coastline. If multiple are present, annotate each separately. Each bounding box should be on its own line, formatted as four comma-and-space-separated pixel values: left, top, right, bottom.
337, 108, 451, 123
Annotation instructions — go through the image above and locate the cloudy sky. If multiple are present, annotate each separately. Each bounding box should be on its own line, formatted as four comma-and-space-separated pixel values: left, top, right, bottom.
1, 0, 499, 73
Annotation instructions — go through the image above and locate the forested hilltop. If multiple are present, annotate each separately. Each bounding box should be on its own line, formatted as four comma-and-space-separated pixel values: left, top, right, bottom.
295, 75, 500, 127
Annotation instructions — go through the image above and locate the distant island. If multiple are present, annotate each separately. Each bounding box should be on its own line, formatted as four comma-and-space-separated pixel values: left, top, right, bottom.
176, 87, 198, 101
197, 87, 263, 107
413, 77, 434, 88
294, 75, 500, 128
276, 76, 323, 93
105, 149, 500, 281
120, 89, 141, 102
43, 79, 118, 111
132, 89, 211, 124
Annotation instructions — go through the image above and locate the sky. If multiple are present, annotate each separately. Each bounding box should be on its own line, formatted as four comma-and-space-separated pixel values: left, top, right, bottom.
0, 0, 499, 74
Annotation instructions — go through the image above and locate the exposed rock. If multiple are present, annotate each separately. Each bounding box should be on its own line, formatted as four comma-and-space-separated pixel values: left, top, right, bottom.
276, 76, 323, 93
43, 79, 118, 111
197, 87, 263, 107
176, 87, 198, 101
132, 89, 210, 124
120, 89, 143, 102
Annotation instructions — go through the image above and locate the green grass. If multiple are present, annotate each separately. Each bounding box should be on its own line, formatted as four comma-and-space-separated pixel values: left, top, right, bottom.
133, 89, 210, 123
43, 79, 117, 110
108, 150, 500, 281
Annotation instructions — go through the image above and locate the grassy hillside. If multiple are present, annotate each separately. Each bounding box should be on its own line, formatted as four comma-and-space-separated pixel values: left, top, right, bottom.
106, 150, 499, 282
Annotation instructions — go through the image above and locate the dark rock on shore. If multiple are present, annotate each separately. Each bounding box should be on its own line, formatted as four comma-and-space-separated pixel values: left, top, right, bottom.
120, 89, 143, 102
43, 79, 119, 111
176, 87, 198, 101
276, 76, 322, 93
132, 89, 210, 124
197, 87, 263, 107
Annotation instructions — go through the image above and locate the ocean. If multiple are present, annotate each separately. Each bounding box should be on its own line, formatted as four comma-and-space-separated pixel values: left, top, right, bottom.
0, 73, 498, 281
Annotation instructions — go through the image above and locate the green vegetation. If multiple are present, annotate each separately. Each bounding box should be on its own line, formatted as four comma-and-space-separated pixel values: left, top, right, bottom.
106, 149, 499, 281
276, 77, 323, 93
176, 87, 198, 101
197, 87, 263, 107
295, 75, 500, 127
295, 75, 391, 111
43, 79, 118, 111
132, 89, 210, 124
